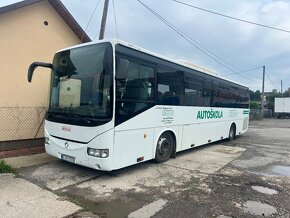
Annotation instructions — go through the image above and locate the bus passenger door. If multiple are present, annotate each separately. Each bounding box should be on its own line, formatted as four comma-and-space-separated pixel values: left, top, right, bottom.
114, 55, 156, 169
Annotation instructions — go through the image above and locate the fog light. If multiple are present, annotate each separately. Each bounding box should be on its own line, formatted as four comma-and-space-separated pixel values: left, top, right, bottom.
87, 148, 109, 158
45, 137, 49, 145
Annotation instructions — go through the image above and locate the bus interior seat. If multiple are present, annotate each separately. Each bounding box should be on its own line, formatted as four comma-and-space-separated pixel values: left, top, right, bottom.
80, 77, 94, 105
122, 80, 149, 113
91, 91, 103, 106
157, 91, 163, 103
163, 91, 179, 105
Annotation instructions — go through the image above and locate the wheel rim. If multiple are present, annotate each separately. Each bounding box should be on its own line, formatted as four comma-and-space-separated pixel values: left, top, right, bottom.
157, 137, 171, 157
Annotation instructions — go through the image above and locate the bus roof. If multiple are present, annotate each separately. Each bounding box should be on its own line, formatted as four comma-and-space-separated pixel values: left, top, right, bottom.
57, 38, 248, 89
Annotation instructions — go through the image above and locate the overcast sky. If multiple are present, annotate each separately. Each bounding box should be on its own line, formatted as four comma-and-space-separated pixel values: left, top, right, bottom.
1, 0, 290, 92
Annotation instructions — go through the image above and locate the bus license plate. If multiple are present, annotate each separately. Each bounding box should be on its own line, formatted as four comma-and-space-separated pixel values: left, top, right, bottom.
61, 154, 75, 163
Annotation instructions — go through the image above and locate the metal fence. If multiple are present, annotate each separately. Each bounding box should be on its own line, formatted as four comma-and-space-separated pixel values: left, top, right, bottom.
250, 109, 273, 120
0, 107, 46, 142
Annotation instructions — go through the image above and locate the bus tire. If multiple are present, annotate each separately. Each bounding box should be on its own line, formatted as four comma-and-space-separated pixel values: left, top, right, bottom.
155, 132, 174, 163
228, 124, 236, 141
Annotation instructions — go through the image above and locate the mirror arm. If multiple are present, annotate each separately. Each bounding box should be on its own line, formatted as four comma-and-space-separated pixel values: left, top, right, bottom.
28, 62, 53, 82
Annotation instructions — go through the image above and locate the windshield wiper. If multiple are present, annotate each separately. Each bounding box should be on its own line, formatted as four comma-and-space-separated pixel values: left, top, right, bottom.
48, 111, 109, 121
49, 107, 74, 114
68, 114, 110, 122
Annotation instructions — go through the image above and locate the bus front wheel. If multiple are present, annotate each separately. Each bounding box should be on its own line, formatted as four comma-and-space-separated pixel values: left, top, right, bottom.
228, 124, 236, 141
155, 132, 174, 163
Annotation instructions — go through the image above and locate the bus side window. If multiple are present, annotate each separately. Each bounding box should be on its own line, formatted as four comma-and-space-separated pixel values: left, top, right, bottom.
184, 82, 203, 106
157, 65, 182, 105
214, 82, 230, 107
211, 83, 219, 107
240, 89, 249, 108
183, 74, 203, 106
122, 63, 154, 100
229, 86, 239, 108
116, 59, 155, 120
203, 81, 213, 107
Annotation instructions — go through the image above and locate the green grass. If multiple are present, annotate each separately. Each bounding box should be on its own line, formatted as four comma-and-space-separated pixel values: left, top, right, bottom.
0, 159, 14, 174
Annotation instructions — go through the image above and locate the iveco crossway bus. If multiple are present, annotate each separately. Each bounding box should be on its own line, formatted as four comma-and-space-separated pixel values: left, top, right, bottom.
28, 39, 249, 171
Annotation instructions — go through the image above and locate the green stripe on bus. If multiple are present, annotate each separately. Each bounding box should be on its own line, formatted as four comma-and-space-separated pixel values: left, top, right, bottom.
243, 110, 249, 114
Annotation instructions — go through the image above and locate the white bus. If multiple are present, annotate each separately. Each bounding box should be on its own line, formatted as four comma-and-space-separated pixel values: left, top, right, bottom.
28, 39, 250, 171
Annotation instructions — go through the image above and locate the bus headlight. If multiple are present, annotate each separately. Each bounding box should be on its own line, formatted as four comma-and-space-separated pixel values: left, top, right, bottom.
45, 137, 49, 145
87, 148, 109, 158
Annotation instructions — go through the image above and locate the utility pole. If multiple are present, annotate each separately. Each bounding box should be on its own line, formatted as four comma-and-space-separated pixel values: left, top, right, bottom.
99, 0, 109, 40
281, 80, 283, 93
261, 66, 265, 117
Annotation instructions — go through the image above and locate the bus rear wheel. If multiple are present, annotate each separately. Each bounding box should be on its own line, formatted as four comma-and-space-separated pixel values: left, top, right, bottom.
155, 132, 174, 163
228, 124, 236, 141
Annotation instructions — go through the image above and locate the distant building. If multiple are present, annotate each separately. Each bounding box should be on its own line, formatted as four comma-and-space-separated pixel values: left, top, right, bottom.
0, 0, 91, 155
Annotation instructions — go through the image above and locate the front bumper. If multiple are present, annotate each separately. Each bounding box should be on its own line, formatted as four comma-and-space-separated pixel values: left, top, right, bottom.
45, 128, 114, 171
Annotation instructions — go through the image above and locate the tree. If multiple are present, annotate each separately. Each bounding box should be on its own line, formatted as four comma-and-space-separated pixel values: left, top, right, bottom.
249, 88, 290, 110
282, 88, 290, 97
250, 101, 259, 109
249, 90, 254, 99
250, 90, 261, 101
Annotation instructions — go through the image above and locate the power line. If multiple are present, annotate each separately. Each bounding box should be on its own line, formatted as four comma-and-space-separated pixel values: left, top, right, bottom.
221, 66, 263, 76
91, 0, 103, 41
221, 70, 262, 83
112, 0, 119, 38
136, 0, 236, 72
93, 31, 99, 41
185, 34, 239, 71
220, 66, 263, 83
173, 0, 290, 34
266, 71, 279, 90
136, 0, 262, 84
222, 66, 283, 89
224, 72, 262, 84
82, 0, 101, 41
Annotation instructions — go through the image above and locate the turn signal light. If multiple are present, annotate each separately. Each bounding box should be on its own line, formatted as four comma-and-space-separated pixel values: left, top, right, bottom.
87, 148, 109, 158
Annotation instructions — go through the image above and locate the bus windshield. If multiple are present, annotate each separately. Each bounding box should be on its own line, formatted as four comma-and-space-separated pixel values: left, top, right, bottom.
48, 43, 113, 123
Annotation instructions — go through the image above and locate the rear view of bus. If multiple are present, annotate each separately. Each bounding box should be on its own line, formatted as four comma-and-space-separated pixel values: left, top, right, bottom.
28, 39, 250, 171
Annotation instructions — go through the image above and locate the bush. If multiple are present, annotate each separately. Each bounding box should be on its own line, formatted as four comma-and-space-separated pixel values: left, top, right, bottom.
0, 159, 14, 174
250, 101, 259, 109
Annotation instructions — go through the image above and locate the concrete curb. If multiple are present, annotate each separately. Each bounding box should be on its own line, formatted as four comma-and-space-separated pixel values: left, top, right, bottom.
0, 173, 82, 218
4, 153, 57, 169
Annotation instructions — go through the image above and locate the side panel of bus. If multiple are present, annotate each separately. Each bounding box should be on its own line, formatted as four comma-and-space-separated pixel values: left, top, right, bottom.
112, 106, 249, 170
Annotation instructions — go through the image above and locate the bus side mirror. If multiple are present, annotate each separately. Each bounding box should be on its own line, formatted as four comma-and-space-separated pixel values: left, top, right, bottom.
116, 59, 129, 80
28, 62, 53, 82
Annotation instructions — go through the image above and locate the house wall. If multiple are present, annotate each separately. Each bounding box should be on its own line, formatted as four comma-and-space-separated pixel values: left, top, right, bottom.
0, 0, 82, 142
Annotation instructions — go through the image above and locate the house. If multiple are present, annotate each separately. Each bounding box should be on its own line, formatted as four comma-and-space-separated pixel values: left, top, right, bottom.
0, 0, 91, 156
